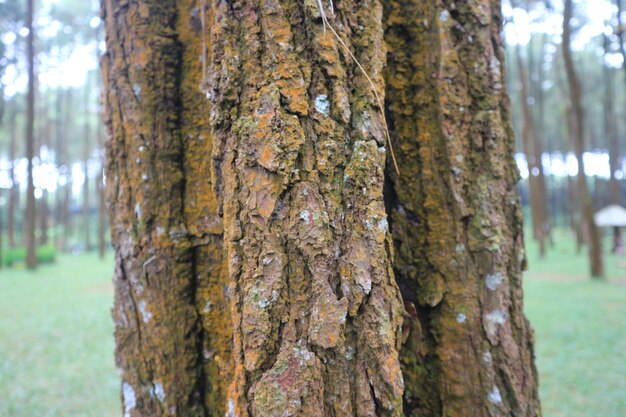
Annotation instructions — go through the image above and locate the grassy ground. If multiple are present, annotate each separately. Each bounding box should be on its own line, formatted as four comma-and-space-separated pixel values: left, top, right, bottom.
0, 230, 625, 417
0, 253, 118, 417
525, 229, 626, 417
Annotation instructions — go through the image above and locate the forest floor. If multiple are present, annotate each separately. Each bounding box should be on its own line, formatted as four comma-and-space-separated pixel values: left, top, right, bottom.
0, 230, 625, 417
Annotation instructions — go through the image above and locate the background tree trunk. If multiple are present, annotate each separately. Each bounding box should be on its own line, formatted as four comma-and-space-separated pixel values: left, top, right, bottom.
83, 77, 91, 252
562, 0, 604, 278
515, 43, 546, 257
8, 101, 17, 248
102, 0, 232, 415
207, 1, 405, 415
384, 1, 541, 416
25, 0, 37, 269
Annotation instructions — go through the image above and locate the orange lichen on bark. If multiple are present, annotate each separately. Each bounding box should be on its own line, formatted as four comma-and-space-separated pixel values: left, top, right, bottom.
102, 0, 231, 415
207, 0, 404, 416
383, 0, 541, 416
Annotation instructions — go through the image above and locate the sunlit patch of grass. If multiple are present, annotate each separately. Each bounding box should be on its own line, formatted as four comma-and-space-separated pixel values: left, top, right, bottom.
0, 253, 118, 417
525, 229, 626, 417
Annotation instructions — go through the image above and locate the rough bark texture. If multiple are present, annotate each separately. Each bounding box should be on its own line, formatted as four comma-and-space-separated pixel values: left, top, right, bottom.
562, 0, 604, 278
207, 1, 405, 415
383, 1, 541, 416
25, 0, 37, 269
102, 0, 232, 415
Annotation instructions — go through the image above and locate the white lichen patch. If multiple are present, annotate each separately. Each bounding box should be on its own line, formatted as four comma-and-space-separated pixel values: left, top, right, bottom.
152, 381, 165, 403
122, 382, 136, 417
482, 351, 493, 364
488, 385, 502, 404
134, 203, 142, 220
456, 313, 467, 323
345, 346, 354, 360
484, 309, 507, 337
203, 300, 212, 313
314, 94, 330, 115
485, 272, 504, 291
138, 300, 153, 323
455, 243, 465, 254
299, 210, 311, 224
377, 218, 388, 232
440, 9, 449, 22
228, 399, 235, 417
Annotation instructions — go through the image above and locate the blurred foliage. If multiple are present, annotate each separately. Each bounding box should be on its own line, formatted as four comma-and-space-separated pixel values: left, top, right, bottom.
2, 244, 55, 267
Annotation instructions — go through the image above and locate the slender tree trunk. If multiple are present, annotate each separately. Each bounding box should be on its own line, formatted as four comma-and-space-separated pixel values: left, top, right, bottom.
384, 1, 541, 416
54, 88, 64, 250
616, 0, 626, 86
25, 0, 37, 269
83, 78, 92, 252
102, 0, 232, 415
8, 101, 17, 248
207, 1, 404, 415
527, 32, 550, 247
515, 43, 545, 257
62, 89, 73, 250
563, 0, 604, 278
39, 190, 48, 245
604, 35, 621, 205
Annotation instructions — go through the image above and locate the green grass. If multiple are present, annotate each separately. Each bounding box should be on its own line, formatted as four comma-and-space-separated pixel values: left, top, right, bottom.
525, 229, 626, 417
0, 253, 118, 417
0, 231, 625, 417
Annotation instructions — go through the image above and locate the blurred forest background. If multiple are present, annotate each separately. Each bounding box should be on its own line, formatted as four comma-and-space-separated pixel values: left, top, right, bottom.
0, 0, 625, 416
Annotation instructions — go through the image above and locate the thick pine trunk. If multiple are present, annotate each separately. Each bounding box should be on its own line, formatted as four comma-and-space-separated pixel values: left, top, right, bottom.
384, 1, 541, 416
562, 0, 604, 278
25, 0, 37, 269
102, 0, 232, 415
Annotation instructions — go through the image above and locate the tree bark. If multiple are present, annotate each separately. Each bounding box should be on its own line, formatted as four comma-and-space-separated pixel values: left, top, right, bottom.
207, 1, 405, 415
384, 1, 541, 416
25, 0, 37, 269
102, 0, 232, 415
562, 0, 604, 278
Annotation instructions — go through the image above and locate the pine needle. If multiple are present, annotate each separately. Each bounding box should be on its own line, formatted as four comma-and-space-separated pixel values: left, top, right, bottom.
315, 0, 400, 175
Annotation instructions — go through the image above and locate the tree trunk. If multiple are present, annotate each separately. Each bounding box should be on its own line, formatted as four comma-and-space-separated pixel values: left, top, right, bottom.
207, 1, 405, 415
384, 1, 541, 416
515, 43, 545, 257
39, 190, 49, 245
604, 35, 621, 205
8, 100, 17, 248
615, 0, 626, 86
102, 0, 232, 415
562, 0, 604, 278
104, 1, 543, 416
25, 0, 37, 269
83, 78, 92, 252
